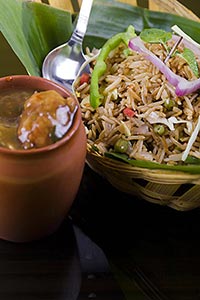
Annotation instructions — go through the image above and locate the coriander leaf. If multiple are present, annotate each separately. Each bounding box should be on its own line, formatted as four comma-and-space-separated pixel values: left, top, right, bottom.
140, 28, 172, 44
178, 47, 199, 77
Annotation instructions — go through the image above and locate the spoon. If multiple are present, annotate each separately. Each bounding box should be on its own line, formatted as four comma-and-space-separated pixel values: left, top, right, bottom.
42, 0, 93, 93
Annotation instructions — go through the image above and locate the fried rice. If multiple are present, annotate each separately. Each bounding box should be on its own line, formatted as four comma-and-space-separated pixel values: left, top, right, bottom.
75, 37, 200, 165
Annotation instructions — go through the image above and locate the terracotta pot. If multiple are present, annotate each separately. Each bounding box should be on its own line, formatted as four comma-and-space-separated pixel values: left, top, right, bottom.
0, 75, 87, 242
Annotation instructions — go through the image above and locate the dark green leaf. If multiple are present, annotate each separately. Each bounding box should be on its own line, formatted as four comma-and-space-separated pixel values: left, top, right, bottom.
185, 156, 200, 165
85, 0, 200, 49
0, 0, 73, 76
105, 152, 200, 174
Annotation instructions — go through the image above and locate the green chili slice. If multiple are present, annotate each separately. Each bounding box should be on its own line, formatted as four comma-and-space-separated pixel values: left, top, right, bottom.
89, 25, 136, 109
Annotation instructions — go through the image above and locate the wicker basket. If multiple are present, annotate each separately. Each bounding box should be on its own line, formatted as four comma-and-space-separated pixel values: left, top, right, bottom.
45, 0, 200, 211
85, 0, 200, 211
86, 146, 200, 211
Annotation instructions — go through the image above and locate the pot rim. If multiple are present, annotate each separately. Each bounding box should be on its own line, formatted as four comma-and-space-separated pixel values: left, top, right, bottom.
0, 75, 81, 155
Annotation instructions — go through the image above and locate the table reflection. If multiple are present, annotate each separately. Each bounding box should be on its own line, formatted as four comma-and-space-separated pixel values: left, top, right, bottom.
0, 211, 125, 300
71, 164, 200, 300
0, 219, 81, 300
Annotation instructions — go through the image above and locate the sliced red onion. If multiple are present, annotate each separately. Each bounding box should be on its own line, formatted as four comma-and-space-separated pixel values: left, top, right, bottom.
171, 25, 200, 55
128, 36, 200, 96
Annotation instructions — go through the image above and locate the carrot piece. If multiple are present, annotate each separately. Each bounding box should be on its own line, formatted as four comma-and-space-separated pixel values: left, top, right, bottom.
123, 107, 135, 118
80, 73, 90, 85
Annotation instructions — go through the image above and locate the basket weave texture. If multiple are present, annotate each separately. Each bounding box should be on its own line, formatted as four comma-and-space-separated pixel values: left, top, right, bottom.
45, 0, 200, 211
87, 147, 200, 211
85, 0, 200, 211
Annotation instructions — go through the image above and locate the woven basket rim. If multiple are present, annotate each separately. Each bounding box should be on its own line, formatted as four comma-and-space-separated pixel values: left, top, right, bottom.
87, 145, 200, 185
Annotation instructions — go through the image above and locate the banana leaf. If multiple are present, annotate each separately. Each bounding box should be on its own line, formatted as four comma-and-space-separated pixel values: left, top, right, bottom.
105, 152, 200, 174
0, 0, 73, 76
85, 0, 200, 49
1, 0, 200, 77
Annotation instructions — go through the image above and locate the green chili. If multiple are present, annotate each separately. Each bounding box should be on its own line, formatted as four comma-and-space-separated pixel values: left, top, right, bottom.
90, 25, 136, 109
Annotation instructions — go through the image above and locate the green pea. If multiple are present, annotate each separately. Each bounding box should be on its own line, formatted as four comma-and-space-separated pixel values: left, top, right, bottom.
164, 99, 175, 110
114, 138, 129, 153
153, 124, 165, 135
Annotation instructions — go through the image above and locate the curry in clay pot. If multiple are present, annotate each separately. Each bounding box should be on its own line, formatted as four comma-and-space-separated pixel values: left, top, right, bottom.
0, 75, 86, 242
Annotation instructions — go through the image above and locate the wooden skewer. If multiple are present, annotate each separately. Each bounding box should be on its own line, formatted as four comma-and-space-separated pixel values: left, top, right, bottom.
164, 36, 183, 64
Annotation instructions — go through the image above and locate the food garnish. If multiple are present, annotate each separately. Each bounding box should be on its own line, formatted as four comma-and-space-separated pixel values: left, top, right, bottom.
128, 35, 200, 97
140, 28, 172, 47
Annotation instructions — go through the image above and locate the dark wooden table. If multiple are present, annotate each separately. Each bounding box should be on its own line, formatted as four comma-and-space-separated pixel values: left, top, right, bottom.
0, 196, 125, 299
70, 165, 200, 300
2, 163, 200, 300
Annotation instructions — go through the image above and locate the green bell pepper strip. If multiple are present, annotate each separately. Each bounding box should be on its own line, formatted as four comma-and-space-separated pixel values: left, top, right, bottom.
89, 25, 136, 109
